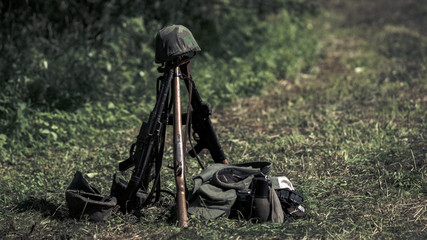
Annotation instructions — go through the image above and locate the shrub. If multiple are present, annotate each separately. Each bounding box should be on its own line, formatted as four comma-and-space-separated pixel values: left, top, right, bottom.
0, 0, 319, 159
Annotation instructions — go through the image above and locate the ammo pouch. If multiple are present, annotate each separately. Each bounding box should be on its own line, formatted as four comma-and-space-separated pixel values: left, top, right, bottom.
232, 176, 305, 221
232, 177, 273, 222
276, 188, 306, 218
65, 171, 117, 221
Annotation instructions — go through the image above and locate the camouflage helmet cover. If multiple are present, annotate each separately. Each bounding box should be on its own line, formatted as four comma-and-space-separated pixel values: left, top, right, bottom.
155, 25, 201, 63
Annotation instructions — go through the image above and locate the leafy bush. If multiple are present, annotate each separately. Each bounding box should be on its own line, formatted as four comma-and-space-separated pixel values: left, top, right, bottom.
0, 0, 319, 160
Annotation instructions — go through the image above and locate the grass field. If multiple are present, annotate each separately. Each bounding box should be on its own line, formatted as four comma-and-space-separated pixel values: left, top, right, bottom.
1, 0, 426, 239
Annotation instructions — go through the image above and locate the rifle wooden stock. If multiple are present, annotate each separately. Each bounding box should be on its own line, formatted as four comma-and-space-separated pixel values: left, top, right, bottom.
173, 66, 189, 227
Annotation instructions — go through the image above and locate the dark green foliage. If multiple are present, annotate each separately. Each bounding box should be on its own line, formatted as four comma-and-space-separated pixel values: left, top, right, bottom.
0, 0, 318, 159
0, 0, 147, 110
141, 0, 318, 58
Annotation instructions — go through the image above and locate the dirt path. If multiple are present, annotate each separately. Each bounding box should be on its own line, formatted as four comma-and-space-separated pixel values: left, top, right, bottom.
322, 0, 426, 34
214, 1, 426, 238
218, 0, 426, 139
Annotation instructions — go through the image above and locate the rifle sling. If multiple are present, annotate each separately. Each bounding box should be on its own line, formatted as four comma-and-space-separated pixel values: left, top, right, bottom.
181, 61, 205, 170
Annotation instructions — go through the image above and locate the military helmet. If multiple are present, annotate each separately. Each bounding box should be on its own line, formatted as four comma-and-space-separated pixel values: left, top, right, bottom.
155, 25, 201, 63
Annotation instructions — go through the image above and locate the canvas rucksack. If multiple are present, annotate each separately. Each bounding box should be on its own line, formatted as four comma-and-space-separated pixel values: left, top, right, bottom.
187, 162, 305, 222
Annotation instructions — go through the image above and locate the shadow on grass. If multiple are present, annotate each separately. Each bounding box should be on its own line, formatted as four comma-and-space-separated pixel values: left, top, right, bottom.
0, 197, 68, 238
14, 196, 67, 221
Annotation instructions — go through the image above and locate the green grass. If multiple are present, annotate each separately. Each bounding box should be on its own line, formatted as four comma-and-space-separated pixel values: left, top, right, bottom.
1, 1, 426, 239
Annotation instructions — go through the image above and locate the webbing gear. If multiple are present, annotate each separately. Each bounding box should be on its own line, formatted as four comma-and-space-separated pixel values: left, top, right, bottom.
275, 188, 306, 218
180, 59, 205, 169
110, 174, 148, 211
65, 171, 117, 221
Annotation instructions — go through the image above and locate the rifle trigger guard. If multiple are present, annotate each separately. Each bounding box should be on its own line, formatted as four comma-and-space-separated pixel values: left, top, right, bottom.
129, 143, 136, 158
192, 132, 200, 142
